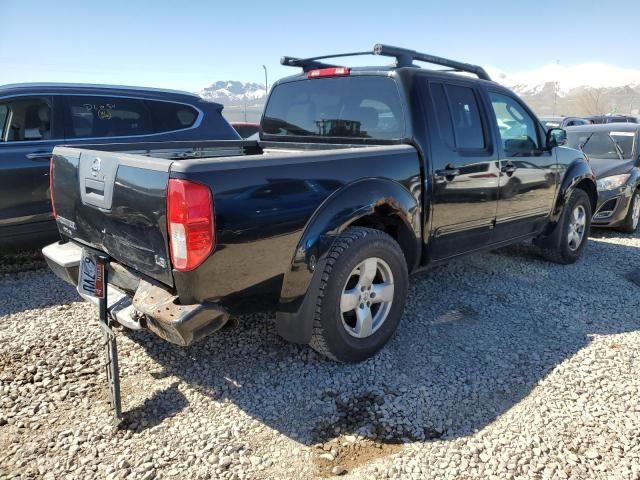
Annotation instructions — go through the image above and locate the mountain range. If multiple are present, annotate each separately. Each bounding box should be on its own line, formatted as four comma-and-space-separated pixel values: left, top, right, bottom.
198, 63, 640, 121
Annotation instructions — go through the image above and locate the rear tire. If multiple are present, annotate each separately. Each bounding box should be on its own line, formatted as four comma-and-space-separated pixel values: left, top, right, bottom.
617, 189, 640, 234
309, 227, 408, 362
540, 188, 592, 264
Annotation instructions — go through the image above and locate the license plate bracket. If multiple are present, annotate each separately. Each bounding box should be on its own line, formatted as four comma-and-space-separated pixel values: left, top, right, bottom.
79, 251, 122, 422
77, 250, 105, 299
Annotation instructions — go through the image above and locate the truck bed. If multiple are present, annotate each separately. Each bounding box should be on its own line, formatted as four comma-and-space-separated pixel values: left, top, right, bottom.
50, 139, 421, 301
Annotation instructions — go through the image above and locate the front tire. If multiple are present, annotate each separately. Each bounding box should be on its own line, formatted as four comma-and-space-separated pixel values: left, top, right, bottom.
309, 227, 408, 362
617, 189, 640, 234
540, 188, 592, 264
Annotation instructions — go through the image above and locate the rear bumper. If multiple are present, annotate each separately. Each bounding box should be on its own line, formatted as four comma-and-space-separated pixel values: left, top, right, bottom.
42, 241, 229, 346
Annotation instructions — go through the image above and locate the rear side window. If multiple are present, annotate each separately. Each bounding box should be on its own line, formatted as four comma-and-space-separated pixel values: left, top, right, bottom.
445, 85, 485, 149
0, 97, 55, 141
145, 100, 199, 131
428, 82, 486, 151
262, 76, 404, 140
0, 105, 8, 140
429, 83, 455, 150
65, 96, 154, 139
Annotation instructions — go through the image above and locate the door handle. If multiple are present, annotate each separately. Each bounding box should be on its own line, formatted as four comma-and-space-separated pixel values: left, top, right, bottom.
501, 164, 517, 175
26, 151, 53, 160
434, 166, 461, 179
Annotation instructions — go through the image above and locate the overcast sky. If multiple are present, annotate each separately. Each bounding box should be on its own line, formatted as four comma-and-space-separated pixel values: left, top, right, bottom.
2, 0, 639, 91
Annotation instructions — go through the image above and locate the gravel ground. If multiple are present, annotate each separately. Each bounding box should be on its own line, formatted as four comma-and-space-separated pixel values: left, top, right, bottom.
1, 230, 639, 480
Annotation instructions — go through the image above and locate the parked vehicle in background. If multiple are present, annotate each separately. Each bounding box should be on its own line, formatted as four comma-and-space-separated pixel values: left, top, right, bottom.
44, 45, 596, 363
0, 83, 239, 248
566, 124, 640, 233
540, 116, 591, 129
231, 122, 260, 138
589, 115, 638, 125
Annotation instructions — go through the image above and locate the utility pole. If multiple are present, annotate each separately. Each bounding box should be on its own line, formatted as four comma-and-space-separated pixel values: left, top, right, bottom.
262, 65, 268, 96
552, 59, 560, 117
243, 96, 247, 122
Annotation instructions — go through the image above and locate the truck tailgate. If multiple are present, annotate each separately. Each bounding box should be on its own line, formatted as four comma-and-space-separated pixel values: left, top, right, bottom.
52, 146, 174, 286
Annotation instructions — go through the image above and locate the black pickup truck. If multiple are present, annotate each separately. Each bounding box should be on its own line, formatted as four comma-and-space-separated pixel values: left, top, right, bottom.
44, 45, 597, 363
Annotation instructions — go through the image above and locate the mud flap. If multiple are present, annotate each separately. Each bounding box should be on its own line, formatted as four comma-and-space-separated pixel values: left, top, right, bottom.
97, 255, 122, 422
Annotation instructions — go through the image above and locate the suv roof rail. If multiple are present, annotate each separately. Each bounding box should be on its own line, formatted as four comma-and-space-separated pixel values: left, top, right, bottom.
0, 82, 199, 97
281, 43, 491, 81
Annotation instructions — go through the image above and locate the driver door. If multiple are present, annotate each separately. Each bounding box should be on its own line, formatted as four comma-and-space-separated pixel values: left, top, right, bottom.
487, 91, 557, 239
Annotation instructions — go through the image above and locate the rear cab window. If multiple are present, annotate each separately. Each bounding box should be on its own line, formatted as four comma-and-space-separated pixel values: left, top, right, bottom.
262, 76, 405, 141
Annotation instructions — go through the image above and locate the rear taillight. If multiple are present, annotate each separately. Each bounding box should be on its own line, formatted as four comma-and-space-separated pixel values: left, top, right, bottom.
307, 67, 350, 79
167, 179, 214, 272
49, 158, 57, 219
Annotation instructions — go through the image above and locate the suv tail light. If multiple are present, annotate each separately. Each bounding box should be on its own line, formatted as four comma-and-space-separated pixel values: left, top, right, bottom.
49, 158, 57, 219
307, 67, 350, 79
167, 179, 215, 272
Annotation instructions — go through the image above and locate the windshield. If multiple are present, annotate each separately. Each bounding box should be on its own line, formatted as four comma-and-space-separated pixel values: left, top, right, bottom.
262, 76, 405, 141
566, 130, 636, 160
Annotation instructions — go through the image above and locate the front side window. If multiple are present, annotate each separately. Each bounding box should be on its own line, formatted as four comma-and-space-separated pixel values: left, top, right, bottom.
0, 98, 53, 142
489, 92, 541, 156
262, 76, 404, 140
66, 96, 153, 139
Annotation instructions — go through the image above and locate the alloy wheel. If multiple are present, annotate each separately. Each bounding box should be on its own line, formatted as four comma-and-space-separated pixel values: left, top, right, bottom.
340, 257, 395, 339
567, 205, 586, 251
632, 193, 640, 230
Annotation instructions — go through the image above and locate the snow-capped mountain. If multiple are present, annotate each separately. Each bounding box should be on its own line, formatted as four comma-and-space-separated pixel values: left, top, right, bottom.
199, 63, 640, 118
487, 63, 640, 116
488, 63, 640, 96
197, 81, 266, 105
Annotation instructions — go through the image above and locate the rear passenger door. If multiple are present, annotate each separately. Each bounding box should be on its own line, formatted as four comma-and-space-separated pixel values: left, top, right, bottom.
486, 91, 557, 239
0, 96, 63, 229
421, 79, 500, 260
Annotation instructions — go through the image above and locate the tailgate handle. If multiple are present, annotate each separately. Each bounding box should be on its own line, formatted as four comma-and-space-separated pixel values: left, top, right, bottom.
85, 178, 105, 197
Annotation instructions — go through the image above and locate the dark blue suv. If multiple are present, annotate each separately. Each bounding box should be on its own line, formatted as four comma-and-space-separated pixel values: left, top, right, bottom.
0, 83, 239, 248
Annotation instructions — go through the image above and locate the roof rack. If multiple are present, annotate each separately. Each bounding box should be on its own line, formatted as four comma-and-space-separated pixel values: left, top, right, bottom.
281, 43, 491, 81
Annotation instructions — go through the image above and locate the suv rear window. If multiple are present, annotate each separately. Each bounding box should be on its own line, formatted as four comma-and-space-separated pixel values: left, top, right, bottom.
262, 76, 404, 140
146, 100, 199, 131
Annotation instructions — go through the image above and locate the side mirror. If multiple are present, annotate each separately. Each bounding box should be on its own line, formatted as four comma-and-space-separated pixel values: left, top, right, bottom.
546, 128, 567, 149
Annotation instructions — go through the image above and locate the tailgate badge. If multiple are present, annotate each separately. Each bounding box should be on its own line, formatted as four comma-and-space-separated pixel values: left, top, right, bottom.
155, 255, 167, 268
91, 158, 102, 177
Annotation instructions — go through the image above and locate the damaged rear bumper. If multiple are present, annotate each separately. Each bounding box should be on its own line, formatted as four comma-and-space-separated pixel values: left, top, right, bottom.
42, 241, 229, 346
